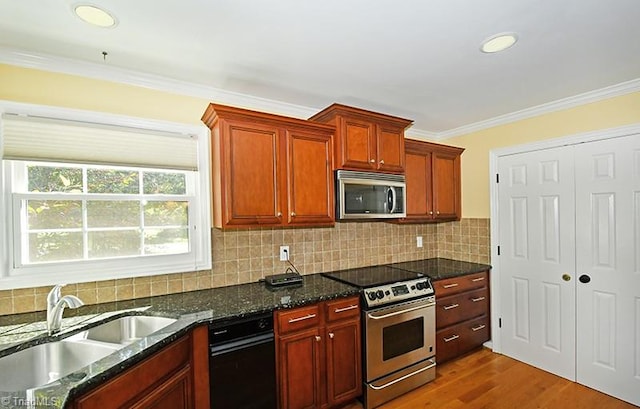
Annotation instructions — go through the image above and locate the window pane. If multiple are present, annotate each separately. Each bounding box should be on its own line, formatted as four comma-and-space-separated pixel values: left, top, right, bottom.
87, 201, 140, 228
144, 228, 188, 254
88, 230, 141, 258
87, 169, 139, 194
28, 200, 82, 229
143, 172, 186, 195
29, 232, 83, 262
144, 201, 188, 226
28, 165, 82, 193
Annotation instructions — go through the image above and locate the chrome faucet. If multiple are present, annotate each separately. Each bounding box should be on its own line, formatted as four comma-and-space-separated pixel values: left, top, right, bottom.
47, 284, 84, 335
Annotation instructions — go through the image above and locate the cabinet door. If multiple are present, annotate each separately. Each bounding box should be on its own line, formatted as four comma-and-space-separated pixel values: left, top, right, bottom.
221, 119, 282, 226
339, 117, 376, 170
432, 150, 461, 220
278, 328, 323, 409
404, 150, 433, 221
375, 124, 405, 173
129, 366, 193, 409
286, 129, 334, 226
325, 319, 362, 407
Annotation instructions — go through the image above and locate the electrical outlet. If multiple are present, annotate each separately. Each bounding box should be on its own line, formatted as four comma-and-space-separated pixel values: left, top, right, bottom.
416, 236, 423, 248
279, 245, 290, 261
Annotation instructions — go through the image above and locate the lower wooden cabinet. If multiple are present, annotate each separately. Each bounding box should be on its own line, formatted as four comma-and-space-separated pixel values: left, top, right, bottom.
275, 296, 361, 409
434, 271, 490, 363
73, 326, 209, 409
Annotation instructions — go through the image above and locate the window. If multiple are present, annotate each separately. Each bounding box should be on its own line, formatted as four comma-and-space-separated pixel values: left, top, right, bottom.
0, 102, 211, 289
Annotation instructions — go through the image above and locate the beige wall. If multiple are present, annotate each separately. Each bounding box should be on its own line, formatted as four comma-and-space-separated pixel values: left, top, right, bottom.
444, 92, 640, 218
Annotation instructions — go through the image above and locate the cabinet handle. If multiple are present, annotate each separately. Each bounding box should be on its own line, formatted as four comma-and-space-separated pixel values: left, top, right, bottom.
315, 336, 321, 342
334, 305, 358, 313
471, 277, 485, 282
442, 283, 459, 289
472, 324, 486, 332
290, 212, 296, 217
288, 313, 316, 323
443, 334, 459, 343
379, 159, 385, 165
443, 303, 459, 310
329, 333, 334, 339
471, 297, 486, 302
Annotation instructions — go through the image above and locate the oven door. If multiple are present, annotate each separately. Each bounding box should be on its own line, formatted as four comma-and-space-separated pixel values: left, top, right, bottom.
364, 297, 435, 382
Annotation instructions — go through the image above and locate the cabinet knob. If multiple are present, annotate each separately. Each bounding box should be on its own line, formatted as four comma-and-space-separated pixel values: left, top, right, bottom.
277, 212, 282, 217
436, 211, 440, 215
370, 159, 376, 163
429, 211, 433, 215
315, 336, 321, 342
379, 159, 385, 165
291, 212, 296, 217
329, 332, 334, 339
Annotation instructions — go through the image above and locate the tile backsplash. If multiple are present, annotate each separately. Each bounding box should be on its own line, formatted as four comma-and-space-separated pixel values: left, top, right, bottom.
0, 218, 490, 315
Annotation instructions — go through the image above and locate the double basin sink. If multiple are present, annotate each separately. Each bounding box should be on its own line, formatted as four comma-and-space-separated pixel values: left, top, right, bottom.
0, 315, 177, 391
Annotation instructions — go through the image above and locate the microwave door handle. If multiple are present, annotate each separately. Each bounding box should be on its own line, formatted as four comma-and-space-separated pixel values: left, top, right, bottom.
387, 186, 396, 213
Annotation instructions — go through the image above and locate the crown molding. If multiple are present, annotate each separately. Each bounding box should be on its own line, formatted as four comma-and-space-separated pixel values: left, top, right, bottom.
435, 77, 640, 140
1, 45, 639, 139
0, 46, 318, 120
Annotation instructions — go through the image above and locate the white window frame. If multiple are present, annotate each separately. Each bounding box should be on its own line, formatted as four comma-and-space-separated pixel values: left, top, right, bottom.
0, 101, 212, 290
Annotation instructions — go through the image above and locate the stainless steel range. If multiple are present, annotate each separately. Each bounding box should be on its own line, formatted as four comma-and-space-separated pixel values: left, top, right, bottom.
322, 266, 436, 409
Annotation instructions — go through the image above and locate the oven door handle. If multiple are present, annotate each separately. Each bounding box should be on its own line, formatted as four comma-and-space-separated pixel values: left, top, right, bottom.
366, 302, 435, 320
369, 358, 436, 390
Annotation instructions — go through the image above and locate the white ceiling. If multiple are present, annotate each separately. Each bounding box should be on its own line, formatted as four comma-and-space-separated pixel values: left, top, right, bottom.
1, 0, 640, 137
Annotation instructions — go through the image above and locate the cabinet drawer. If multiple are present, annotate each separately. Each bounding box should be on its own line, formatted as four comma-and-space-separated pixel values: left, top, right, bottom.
433, 271, 488, 298
435, 315, 489, 364
459, 315, 490, 354
277, 304, 321, 334
325, 296, 360, 322
436, 287, 488, 329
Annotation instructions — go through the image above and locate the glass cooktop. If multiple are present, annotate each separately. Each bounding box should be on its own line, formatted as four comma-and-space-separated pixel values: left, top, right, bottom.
321, 265, 424, 289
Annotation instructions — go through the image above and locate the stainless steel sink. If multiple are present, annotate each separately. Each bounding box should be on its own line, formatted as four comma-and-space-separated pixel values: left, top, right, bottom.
0, 315, 177, 391
77, 315, 177, 345
0, 340, 119, 391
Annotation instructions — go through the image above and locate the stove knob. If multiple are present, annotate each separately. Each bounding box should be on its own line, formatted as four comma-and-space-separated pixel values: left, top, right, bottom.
376, 290, 385, 299
411, 285, 416, 290
385, 290, 390, 296
416, 282, 424, 290
367, 291, 377, 301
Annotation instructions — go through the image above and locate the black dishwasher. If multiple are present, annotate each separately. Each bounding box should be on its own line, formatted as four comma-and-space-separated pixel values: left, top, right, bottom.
209, 312, 276, 409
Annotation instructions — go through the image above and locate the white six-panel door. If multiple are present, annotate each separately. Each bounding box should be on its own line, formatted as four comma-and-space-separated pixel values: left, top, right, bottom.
498, 146, 576, 381
574, 135, 640, 405
497, 133, 640, 406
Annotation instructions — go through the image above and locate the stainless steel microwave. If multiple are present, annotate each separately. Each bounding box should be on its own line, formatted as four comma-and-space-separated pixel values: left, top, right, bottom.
336, 170, 406, 220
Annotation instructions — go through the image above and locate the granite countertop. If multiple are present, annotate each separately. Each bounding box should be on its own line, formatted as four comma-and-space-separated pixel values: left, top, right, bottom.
0, 258, 490, 408
0, 273, 358, 409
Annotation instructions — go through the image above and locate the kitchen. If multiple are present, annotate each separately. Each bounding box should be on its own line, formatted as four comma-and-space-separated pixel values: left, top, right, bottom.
1, 1, 640, 408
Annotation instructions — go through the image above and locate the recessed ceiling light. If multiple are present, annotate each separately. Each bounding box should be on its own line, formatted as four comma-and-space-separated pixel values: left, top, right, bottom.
480, 33, 518, 53
74, 4, 117, 28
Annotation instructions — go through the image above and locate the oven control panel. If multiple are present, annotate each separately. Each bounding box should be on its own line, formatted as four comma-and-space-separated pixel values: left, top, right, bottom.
363, 278, 434, 308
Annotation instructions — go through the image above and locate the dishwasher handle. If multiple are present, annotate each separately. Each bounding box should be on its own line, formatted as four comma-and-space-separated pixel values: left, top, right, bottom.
210, 332, 274, 356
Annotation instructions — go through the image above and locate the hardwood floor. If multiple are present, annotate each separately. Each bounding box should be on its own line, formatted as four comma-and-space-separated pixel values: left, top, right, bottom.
343, 348, 638, 409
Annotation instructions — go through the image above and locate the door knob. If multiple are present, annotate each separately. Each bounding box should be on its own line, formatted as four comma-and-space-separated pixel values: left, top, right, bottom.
579, 274, 591, 284
562, 274, 571, 282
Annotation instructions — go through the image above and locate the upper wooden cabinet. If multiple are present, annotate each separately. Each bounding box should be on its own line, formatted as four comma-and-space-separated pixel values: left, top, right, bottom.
202, 104, 335, 229
400, 139, 464, 223
309, 103, 412, 173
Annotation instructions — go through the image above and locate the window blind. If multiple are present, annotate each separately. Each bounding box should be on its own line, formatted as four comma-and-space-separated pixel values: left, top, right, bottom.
1, 114, 198, 171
